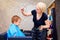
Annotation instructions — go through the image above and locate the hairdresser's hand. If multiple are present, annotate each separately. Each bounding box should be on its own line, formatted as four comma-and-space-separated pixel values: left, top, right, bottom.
39, 25, 44, 30
21, 8, 24, 13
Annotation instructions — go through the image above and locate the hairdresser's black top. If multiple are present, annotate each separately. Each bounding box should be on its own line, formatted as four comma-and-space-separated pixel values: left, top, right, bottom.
31, 10, 48, 28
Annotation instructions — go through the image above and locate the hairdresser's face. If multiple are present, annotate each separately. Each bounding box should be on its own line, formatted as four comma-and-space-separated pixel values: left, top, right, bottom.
15, 19, 20, 26
36, 6, 42, 14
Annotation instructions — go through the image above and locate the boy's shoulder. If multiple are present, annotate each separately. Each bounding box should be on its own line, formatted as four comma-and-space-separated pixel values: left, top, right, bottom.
9, 24, 16, 29
10, 23, 15, 26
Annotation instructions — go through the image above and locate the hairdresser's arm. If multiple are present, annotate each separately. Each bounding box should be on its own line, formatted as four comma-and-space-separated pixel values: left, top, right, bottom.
39, 20, 51, 30
21, 8, 32, 16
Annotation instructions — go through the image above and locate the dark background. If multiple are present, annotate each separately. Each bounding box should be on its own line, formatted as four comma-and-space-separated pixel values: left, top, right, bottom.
56, 0, 60, 40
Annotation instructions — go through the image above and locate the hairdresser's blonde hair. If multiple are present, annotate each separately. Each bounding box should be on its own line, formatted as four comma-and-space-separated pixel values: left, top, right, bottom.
36, 2, 46, 12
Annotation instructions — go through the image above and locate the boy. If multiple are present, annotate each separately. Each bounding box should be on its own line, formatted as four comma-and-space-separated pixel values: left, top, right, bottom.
7, 15, 25, 38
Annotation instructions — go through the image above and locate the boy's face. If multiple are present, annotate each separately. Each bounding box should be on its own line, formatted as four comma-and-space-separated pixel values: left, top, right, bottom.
14, 19, 20, 26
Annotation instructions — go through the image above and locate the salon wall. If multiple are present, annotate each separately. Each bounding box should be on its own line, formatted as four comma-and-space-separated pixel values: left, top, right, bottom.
0, 0, 54, 33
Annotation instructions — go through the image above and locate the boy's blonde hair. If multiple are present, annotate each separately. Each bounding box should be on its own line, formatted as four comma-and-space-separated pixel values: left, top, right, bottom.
11, 15, 21, 23
36, 2, 46, 12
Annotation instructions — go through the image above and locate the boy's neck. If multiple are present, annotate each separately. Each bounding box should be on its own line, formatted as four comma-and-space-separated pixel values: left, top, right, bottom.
13, 23, 18, 26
